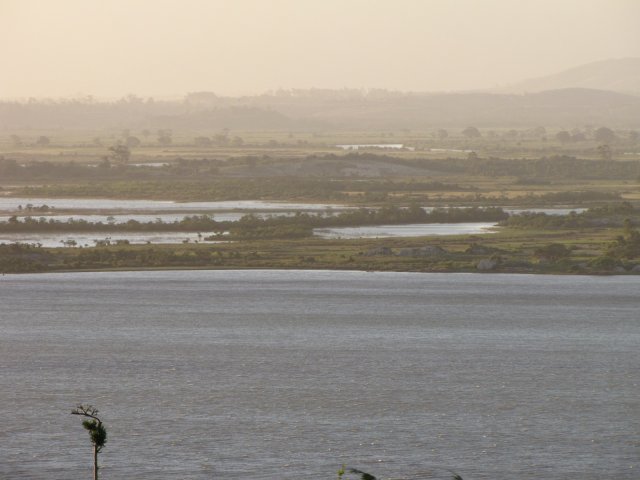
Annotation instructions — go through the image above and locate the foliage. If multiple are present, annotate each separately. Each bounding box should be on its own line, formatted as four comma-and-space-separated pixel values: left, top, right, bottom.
81, 420, 107, 451
534, 243, 571, 261
4, 153, 640, 194
71, 404, 107, 480
501, 203, 637, 229
108, 145, 131, 163
0, 243, 49, 273
607, 221, 640, 259
0, 207, 508, 239
71, 404, 107, 452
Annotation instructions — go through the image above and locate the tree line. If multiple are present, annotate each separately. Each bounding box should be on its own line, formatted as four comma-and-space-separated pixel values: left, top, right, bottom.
4, 153, 640, 183
0, 207, 508, 239
501, 202, 638, 229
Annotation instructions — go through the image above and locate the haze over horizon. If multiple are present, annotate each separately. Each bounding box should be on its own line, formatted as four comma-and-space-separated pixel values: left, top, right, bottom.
1, 0, 639, 100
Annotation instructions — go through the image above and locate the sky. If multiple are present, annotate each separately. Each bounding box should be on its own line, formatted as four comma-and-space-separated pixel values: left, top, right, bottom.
1, 0, 639, 99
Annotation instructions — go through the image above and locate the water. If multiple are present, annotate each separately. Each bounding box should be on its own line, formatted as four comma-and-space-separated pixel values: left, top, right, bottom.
0, 221, 495, 245
336, 144, 406, 150
428, 148, 473, 153
0, 211, 295, 223
505, 208, 587, 216
315, 222, 497, 238
0, 212, 277, 224
0, 198, 584, 217
0, 270, 638, 480
0, 231, 225, 247
0, 198, 347, 214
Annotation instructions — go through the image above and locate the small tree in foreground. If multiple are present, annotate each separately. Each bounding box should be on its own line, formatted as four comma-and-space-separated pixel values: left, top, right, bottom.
71, 404, 107, 480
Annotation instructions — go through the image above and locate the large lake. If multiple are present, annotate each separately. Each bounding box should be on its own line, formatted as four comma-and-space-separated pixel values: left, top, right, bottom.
1, 271, 638, 480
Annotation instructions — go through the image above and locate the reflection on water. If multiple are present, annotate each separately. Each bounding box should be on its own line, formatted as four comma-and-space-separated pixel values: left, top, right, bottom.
0, 231, 224, 247
315, 222, 497, 238
505, 208, 587, 215
0, 222, 496, 246
0, 197, 588, 244
1, 212, 257, 223
0, 197, 346, 213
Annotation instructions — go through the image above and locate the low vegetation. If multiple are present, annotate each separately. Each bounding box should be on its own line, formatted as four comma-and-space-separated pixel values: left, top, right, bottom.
2, 218, 639, 275
2, 129, 639, 275
0, 206, 508, 239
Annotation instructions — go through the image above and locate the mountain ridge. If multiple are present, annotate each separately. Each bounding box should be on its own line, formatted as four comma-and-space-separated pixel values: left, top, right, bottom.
497, 58, 640, 95
2, 88, 639, 130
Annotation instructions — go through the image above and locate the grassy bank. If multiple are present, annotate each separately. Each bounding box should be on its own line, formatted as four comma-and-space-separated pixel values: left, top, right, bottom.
2, 225, 638, 275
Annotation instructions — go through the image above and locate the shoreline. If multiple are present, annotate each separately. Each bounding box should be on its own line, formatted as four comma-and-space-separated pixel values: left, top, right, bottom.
2, 263, 636, 277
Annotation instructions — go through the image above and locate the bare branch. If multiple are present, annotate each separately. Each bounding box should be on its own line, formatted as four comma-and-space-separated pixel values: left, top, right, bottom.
71, 404, 102, 424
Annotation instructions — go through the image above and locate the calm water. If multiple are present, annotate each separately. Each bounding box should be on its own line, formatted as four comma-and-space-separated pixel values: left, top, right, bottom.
336, 144, 406, 150
0, 210, 584, 226
0, 270, 638, 480
315, 222, 497, 238
0, 223, 496, 246
0, 232, 225, 247
504, 208, 587, 216
0, 212, 276, 224
0, 198, 346, 214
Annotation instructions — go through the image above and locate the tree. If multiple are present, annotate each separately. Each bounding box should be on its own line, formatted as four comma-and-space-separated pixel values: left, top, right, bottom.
125, 136, 141, 148
194, 136, 212, 147
35, 135, 50, 146
594, 126, 615, 143
213, 134, 229, 146
462, 126, 481, 138
436, 128, 448, 140
571, 132, 586, 142
534, 243, 571, 262
9, 134, 22, 147
157, 135, 172, 146
71, 405, 107, 480
157, 129, 172, 146
108, 144, 131, 164
532, 126, 546, 137
503, 129, 519, 140
597, 144, 612, 161
555, 131, 571, 143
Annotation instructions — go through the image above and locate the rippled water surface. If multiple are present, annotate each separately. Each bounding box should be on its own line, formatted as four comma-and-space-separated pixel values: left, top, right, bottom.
1, 270, 638, 480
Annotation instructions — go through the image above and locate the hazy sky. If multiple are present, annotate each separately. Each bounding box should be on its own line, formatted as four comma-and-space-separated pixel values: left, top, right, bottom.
1, 0, 639, 99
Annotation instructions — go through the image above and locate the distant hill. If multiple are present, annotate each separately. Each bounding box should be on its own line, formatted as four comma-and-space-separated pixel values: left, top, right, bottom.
2, 87, 640, 130
263, 88, 640, 129
499, 58, 640, 96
